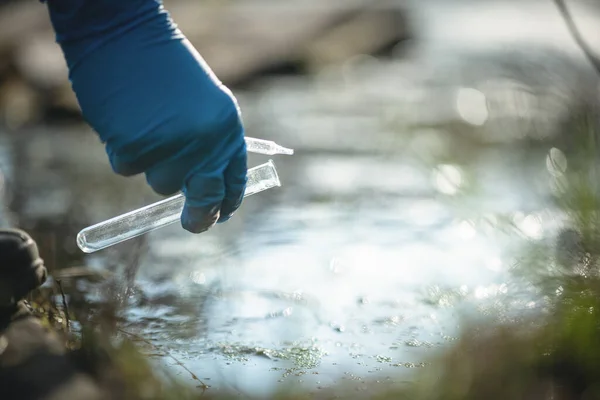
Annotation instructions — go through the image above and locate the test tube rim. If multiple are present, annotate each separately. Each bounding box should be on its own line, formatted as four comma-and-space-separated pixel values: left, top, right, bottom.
263, 159, 282, 188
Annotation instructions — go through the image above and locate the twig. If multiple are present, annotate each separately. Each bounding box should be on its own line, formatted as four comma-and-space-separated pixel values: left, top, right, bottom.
55, 279, 70, 330
553, 0, 600, 76
117, 328, 210, 391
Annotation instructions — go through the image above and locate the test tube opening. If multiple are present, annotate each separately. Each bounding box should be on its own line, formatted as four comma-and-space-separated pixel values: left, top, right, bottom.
264, 159, 282, 187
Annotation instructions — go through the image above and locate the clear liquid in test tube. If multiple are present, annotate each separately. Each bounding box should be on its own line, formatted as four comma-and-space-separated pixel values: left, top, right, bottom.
77, 159, 281, 253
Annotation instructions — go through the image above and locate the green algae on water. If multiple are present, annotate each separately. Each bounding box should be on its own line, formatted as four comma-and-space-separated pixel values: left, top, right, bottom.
211, 341, 328, 371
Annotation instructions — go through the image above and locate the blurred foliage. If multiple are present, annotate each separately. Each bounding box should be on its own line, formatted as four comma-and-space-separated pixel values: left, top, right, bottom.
395, 93, 600, 400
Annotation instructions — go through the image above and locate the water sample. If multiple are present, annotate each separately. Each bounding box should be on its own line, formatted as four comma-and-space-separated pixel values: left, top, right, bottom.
77, 160, 281, 253
245, 137, 294, 155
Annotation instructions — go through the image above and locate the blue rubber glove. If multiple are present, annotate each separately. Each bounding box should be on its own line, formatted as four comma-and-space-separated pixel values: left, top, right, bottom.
41, 0, 248, 233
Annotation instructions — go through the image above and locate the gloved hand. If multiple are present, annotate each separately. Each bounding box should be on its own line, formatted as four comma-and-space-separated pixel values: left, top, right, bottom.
41, 0, 248, 233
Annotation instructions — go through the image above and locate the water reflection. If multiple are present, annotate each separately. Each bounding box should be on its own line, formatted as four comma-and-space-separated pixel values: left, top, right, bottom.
432, 164, 463, 195
546, 147, 568, 177
455, 87, 489, 126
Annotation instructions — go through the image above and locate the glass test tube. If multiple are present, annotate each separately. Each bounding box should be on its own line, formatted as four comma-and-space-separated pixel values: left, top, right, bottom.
244, 137, 294, 155
77, 159, 281, 253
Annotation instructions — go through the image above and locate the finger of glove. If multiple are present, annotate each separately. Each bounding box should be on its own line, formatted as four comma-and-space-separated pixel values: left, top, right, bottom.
144, 149, 199, 196
217, 143, 248, 223
106, 142, 144, 177
182, 170, 226, 233
107, 138, 192, 180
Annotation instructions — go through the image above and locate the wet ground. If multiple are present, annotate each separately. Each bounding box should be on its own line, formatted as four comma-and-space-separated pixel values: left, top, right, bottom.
0, 0, 599, 397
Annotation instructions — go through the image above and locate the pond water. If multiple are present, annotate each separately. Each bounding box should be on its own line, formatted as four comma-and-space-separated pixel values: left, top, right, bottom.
1, 0, 600, 397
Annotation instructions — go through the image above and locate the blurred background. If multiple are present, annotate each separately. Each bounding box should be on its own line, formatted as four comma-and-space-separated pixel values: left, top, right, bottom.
0, 0, 599, 397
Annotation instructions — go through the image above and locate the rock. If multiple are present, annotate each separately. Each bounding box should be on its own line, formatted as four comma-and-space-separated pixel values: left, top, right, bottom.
0, 76, 43, 130
0, 229, 47, 308
0, 2, 51, 57
0, 228, 110, 400
165, 0, 411, 84
0, 0, 412, 124
0, 306, 107, 400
